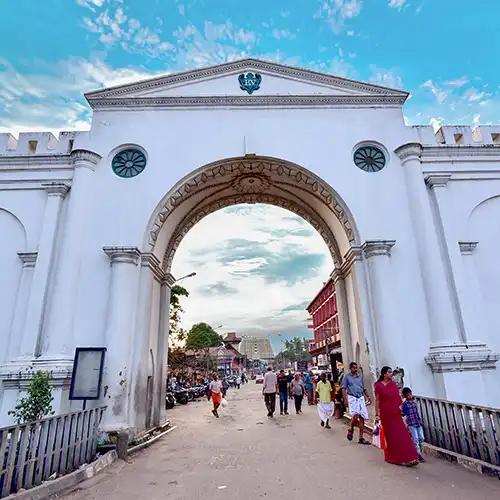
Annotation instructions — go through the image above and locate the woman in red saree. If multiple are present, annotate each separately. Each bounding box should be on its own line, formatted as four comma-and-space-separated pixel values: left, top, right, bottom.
374, 366, 418, 466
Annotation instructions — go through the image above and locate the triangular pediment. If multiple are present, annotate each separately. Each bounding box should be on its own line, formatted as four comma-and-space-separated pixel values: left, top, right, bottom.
85, 58, 408, 108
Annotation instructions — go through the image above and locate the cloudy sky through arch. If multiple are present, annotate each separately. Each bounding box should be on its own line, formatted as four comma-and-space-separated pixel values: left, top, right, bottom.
171, 204, 333, 352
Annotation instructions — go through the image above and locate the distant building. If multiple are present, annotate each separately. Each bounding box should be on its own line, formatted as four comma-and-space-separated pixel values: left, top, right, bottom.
307, 277, 342, 381
239, 336, 274, 363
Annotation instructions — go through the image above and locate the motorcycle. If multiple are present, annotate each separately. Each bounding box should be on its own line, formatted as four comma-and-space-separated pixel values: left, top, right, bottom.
165, 391, 175, 409
174, 388, 189, 405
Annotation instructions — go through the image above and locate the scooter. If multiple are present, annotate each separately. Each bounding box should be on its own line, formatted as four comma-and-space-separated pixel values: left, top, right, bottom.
174, 388, 189, 405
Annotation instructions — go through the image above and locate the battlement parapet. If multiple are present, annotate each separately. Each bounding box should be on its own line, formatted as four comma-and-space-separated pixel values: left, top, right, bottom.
0, 131, 86, 156
413, 125, 500, 146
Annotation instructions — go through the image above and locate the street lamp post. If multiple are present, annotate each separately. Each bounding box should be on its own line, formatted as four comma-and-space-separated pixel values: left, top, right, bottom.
174, 272, 197, 283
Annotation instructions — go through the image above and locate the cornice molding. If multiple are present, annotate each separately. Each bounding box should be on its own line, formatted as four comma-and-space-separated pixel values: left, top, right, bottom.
17, 251, 37, 268
425, 173, 452, 189
330, 267, 344, 283
70, 149, 102, 170
42, 181, 70, 198
362, 240, 396, 258
0, 155, 71, 168
141, 252, 166, 282
421, 145, 500, 161
87, 94, 407, 110
425, 342, 499, 372
340, 245, 364, 275
164, 273, 176, 287
394, 143, 423, 164
85, 58, 409, 101
458, 241, 479, 255
103, 246, 141, 265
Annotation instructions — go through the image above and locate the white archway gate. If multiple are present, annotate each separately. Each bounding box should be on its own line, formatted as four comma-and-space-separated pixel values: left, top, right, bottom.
110, 155, 387, 436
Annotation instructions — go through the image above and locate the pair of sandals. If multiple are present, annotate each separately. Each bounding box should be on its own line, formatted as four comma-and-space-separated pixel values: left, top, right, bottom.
347, 428, 370, 445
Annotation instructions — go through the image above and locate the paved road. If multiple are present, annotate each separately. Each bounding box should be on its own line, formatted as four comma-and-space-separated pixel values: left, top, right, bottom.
61, 383, 500, 500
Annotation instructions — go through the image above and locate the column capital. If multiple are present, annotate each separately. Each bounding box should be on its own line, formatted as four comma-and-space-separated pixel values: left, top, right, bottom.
458, 241, 479, 255
340, 245, 364, 276
42, 181, 70, 198
71, 149, 102, 171
330, 267, 344, 283
141, 252, 166, 282
394, 143, 423, 165
164, 273, 176, 287
362, 240, 396, 258
103, 246, 141, 265
17, 251, 37, 268
425, 174, 452, 189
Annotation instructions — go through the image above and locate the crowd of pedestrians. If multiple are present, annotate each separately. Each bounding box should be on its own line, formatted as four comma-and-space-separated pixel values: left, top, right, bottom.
257, 363, 426, 468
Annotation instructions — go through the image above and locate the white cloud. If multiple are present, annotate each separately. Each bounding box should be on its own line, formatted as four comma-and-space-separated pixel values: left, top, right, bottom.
444, 76, 469, 88
76, 0, 105, 12
421, 79, 448, 104
172, 205, 331, 338
203, 20, 257, 46
271, 28, 296, 40
315, 0, 362, 34
368, 65, 404, 89
82, 4, 174, 57
464, 88, 489, 102
0, 57, 155, 134
388, 0, 407, 8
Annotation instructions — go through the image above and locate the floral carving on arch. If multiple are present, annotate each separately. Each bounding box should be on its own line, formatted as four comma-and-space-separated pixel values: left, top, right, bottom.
147, 156, 358, 271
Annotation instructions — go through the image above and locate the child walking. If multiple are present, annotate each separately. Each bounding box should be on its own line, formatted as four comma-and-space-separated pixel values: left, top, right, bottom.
402, 387, 425, 462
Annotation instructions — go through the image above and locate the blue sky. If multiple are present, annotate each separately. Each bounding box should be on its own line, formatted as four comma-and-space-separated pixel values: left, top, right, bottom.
1, 0, 498, 349
1, 0, 499, 133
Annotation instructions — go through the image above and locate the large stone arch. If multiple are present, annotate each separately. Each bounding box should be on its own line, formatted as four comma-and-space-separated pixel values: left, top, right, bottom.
145, 155, 360, 270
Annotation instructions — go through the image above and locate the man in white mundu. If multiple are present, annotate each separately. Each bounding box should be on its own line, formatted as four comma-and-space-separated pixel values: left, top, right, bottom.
342, 362, 371, 445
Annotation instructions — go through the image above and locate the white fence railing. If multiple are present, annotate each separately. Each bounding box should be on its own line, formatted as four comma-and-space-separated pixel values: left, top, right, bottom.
0, 407, 106, 498
415, 396, 499, 466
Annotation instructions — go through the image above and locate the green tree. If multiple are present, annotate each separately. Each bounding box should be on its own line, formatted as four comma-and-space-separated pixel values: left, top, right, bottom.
185, 322, 223, 350
170, 285, 189, 344
8, 371, 54, 424
186, 323, 223, 372
278, 336, 312, 364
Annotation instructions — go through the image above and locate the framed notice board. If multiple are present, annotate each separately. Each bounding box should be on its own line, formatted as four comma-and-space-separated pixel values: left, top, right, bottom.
69, 347, 106, 401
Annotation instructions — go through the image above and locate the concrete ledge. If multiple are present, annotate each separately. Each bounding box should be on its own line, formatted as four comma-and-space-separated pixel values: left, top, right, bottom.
4, 450, 117, 500
128, 425, 177, 455
422, 443, 500, 479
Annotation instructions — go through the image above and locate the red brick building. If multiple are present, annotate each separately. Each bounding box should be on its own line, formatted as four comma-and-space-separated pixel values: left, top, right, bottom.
306, 277, 342, 378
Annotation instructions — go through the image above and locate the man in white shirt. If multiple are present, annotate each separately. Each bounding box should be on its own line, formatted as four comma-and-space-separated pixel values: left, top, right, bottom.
262, 366, 278, 418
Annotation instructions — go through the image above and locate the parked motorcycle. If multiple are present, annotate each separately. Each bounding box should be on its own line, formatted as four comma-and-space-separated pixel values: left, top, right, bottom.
165, 391, 175, 409
174, 388, 189, 405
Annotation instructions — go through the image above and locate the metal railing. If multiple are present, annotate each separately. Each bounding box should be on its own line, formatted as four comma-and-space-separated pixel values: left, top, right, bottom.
415, 396, 499, 466
0, 406, 106, 498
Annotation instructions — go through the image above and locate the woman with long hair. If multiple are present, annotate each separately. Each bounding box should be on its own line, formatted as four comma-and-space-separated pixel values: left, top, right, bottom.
374, 366, 419, 466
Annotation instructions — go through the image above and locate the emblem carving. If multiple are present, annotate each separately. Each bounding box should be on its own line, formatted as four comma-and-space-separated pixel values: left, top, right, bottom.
231, 173, 271, 193
238, 72, 261, 94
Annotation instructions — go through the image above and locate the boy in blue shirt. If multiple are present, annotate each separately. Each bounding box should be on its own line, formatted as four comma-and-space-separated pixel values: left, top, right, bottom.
402, 387, 425, 462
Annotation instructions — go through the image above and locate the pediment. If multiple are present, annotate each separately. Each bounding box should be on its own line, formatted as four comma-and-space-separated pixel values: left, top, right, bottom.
85, 58, 409, 108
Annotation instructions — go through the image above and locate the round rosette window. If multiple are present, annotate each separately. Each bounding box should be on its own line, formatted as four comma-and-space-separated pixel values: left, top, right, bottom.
353, 145, 386, 172
112, 149, 146, 178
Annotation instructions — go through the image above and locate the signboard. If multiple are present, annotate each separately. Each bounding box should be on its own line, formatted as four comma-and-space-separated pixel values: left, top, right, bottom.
296, 360, 308, 372
69, 347, 106, 400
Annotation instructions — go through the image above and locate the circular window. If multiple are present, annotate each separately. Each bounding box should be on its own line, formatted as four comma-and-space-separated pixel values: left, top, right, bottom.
112, 149, 146, 178
353, 145, 386, 172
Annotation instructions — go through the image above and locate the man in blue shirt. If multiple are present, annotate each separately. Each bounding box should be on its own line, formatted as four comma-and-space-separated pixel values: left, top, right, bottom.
341, 362, 371, 445
303, 371, 314, 405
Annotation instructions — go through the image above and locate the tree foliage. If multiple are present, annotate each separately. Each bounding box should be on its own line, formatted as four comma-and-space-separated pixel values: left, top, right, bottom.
185, 322, 223, 350
8, 371, 54, 424
277, 337, 312, 363
170, 285, 189, 344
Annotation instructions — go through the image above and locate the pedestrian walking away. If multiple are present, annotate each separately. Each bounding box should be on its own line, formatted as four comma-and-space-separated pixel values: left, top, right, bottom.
341, 362, 371, 445
236, 375, 241, 389
374, 366, 419, 467
316, 373, 334, 429
291, 373, 306, 414
402, 387, 425, 462
303, 371, 314, 405
277, 369, 289, 415
209, 373, 223, 418
262, 366, 278, 418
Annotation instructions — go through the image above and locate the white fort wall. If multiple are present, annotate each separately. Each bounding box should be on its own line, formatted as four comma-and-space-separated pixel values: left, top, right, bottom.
1, 104, 500, 431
